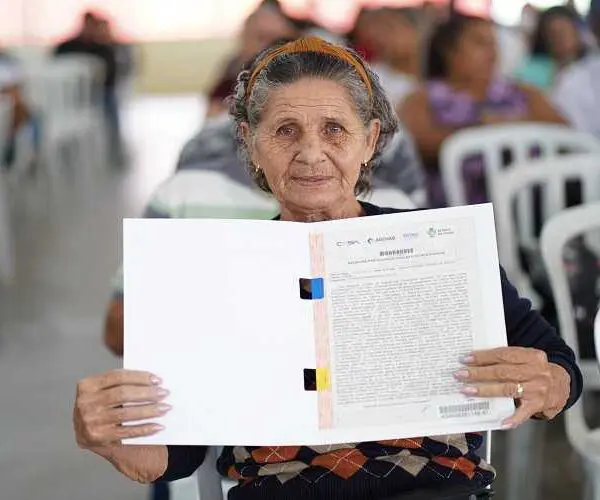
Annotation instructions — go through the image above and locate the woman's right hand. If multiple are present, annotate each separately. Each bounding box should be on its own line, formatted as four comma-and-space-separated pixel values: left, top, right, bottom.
73, 369, 171, 449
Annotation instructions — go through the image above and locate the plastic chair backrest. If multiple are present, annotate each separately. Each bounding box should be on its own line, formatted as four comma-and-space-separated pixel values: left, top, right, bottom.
440, 123, 600, 207
540, 202, 600, 462
52, 55, 105, 109
490, 154, 600, 301
147, 169, 279, 219
22, 60, 99, 120
22, 64, 72, 118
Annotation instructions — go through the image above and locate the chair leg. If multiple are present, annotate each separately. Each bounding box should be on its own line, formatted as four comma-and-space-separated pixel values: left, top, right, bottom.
505, 421, 545, 500
583, 459, 600, 500
0, 172, 14, 284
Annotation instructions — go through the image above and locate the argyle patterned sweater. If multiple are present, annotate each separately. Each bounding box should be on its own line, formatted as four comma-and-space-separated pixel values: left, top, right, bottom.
155, 203, 582, 500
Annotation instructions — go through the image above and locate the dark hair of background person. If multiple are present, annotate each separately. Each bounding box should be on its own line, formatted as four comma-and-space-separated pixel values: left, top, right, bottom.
256, 0, 313, 32
346, 7, 373, 47
425, 14, 489, 79
530, 5, 587, 58
391, 6, 420, 25
347, 7, 419, 49
83, 11, 97, 23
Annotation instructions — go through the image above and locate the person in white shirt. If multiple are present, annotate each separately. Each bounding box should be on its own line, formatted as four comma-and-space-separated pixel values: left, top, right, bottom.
552, 53, 600, 138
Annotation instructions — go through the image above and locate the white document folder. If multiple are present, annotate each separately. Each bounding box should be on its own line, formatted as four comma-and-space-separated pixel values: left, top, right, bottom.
123, 204, 514, 446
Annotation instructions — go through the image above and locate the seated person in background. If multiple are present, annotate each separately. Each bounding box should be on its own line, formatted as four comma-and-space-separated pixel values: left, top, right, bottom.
96, 17, 136, 97
552, 52, 600, 138
362, 8, 421, 107
347, 8, 380, 62
400, 14, 565, 208
54, 11, 123, 165
552, 10, 600, 138
206, 0, 300, 118
75, 37, 581, 500
514, 6, 589, 91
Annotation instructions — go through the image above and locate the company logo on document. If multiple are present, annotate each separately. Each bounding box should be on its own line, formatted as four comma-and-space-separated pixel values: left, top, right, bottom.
427, 226, 455, 238
336, 240, 361, 247
367, 235, 396, 245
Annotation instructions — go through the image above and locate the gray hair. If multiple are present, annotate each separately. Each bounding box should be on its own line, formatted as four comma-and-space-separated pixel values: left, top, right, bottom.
229, 38, 399, 195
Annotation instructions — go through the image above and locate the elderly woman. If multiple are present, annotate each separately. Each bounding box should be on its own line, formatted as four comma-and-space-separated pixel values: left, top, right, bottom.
73, 38, 582, 500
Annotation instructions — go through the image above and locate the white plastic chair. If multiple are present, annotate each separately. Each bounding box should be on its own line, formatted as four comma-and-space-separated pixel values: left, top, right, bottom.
440, 123, 600, 207
595, 309, 600, 362
490, 155, 600, 500
541, 202, 600, 500
490, 154, 600, 309
22, 58, 105, 186
0, 96, 15, 284
51, 54, 107, 156
360, 185, 416, 209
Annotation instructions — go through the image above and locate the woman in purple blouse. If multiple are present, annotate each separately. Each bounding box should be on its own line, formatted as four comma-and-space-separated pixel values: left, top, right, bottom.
400, 14, 566, 208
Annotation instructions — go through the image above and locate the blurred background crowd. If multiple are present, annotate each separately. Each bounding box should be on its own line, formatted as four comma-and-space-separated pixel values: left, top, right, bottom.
2, 0, 600, 499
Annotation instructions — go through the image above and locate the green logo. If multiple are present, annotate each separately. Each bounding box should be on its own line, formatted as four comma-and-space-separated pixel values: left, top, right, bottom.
427, 227, 437, 238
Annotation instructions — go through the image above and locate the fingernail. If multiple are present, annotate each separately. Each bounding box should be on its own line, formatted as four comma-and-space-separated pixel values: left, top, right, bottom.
502, 422, 514, 430
460, 386, 478, 395
156, 388, 170, 398
454, 370, 470, 380
151, 376, 162, 385
152, 424, 165, 432
460, 355, 475, 364
158, 404, 172, 413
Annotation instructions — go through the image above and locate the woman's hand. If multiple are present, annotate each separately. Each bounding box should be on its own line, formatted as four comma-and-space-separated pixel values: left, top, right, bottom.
74, 369, 171, 449
454, 347, 571, 428
73, 369, 171, 483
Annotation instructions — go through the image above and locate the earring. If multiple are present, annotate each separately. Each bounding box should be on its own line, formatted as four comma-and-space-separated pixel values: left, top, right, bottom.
361, 161, 369, 169
254, 163, 261, 173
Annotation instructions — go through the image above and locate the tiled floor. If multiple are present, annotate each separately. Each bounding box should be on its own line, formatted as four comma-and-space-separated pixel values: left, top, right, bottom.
0, 94, 590, 500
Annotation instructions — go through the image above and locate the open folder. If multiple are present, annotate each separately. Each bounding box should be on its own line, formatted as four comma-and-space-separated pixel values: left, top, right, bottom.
123, 203, 514, 446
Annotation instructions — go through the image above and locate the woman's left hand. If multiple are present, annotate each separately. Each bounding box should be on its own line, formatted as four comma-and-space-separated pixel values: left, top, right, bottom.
455, 347, 571, 428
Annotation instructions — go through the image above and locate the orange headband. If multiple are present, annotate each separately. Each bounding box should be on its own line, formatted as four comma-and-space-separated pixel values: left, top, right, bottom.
245, 37, 373, 104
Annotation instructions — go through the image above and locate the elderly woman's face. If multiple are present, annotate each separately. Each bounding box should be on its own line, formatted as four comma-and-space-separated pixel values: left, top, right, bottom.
243, 78, 380, 213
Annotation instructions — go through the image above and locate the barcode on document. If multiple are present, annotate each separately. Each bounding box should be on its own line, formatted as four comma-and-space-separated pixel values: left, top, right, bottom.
438, 401, 490, 419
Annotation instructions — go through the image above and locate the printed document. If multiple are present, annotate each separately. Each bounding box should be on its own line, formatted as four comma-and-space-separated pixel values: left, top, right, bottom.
123, 204, 514, 445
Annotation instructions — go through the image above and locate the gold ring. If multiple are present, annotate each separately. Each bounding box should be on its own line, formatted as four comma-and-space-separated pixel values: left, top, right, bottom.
516, 382, 524, 398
